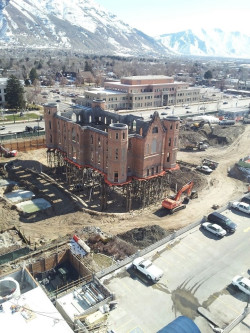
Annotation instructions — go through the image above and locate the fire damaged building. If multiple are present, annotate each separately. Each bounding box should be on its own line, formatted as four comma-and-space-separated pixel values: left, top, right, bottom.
44, 101, 180, 211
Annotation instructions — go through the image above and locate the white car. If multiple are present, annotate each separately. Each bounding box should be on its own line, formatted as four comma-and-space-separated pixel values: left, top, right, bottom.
0, 125, 6, 130
232, 275, 250, 295
230, 201, 250, 215
202, 222, 227, 237
132, 257, 163, 282
196, 165, 213, 174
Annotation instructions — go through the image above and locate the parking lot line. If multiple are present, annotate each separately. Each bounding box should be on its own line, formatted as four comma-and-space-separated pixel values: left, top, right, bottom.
114, 318, 134, 332
243, 226, 250, 232
127, 326, 144, 333
166, 244, 186, 259
212, 288, 241, 315
179, 240, 199, 254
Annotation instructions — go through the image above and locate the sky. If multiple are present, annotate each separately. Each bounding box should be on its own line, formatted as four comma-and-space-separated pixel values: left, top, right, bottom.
96, 0, 250, 36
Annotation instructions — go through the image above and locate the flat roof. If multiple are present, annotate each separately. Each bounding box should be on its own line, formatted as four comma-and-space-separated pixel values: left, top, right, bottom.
122, 75, 173, 80
86, 88, 126, 95
0, 286, 73, 332
219, 107, 249, 113
105, 81, 187, 87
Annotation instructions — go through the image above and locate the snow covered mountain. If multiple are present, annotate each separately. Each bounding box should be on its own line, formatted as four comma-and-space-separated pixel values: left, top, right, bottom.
0, 0, 168, 56
157, 28, 250, 58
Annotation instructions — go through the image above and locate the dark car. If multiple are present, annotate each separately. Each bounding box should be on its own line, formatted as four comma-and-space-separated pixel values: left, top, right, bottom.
207, 212, 237, 233
25, 126, 33, 132
241, 193, 250, 205
33, 126, 44, 132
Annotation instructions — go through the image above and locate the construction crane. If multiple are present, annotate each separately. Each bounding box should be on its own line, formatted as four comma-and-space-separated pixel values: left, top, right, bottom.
162, 181, 197, 214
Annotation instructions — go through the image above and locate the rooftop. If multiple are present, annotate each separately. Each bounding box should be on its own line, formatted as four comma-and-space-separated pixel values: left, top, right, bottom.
0, 270, 73, 332
122, 75, 173, 80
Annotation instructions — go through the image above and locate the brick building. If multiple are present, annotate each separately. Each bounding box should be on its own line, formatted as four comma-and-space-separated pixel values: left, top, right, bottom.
44, 101, 179, 186
76, 75, 200, 110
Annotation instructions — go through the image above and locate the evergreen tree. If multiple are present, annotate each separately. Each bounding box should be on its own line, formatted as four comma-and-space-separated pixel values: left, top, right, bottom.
204, 70, 212, 80
25, 78, 31, 86
84, 60, 93, 73
5, 75, 25, 110
29, 67, 38, 83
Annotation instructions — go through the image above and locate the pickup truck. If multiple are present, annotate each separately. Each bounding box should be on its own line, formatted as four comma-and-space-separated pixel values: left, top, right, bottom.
230, 201, 250, 215
196, 165, 213, 174
132, 257, 163, 282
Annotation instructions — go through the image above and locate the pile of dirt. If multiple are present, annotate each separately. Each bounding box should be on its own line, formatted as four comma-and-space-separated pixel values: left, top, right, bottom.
208, 125, 245, 145
168, 168, 207, 193
118, 225, 171, 249
87, 234, 137, 260
179, 123, 245, 149
179, 131, 208, 149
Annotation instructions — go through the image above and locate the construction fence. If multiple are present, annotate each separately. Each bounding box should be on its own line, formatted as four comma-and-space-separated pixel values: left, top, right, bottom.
0, 134, 46, 152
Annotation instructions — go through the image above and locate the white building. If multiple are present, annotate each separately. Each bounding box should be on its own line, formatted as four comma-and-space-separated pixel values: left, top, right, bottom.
0, 269, 73, 333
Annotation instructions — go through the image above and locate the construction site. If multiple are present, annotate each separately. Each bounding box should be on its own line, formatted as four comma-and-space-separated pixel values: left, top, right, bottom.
0, 109, 250, 331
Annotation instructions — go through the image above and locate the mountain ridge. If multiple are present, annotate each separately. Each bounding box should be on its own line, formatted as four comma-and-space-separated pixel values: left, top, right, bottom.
156, 28, 250, 58
0, 0, 170, 57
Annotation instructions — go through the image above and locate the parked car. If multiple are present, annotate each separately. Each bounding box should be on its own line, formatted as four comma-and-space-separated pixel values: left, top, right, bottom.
200, 106, 206, 110
185, 106, 190, 109
132, 257, 163, 282
230, 201, 250, 215
33, 126, 44, 132
25, 126, 33, 132
207, 212, 237, 233
161, 112, 168, 115
232, 275, 250, 295
56, 99, 61, 102
196, 165, 213, 174
223, 101, 228, 104
241, 193, 250, 205
165, 106, 171, 109
0, 125, 6, 130
201, 222, 227, 237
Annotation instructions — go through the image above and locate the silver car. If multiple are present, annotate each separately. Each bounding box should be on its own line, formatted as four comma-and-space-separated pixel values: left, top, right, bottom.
202, 222, 227, 237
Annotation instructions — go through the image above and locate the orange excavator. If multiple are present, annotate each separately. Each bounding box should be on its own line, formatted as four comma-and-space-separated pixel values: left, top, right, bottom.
162, 181, 197, 214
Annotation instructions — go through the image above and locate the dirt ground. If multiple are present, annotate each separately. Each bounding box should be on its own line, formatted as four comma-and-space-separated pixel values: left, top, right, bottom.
0, 123, 250, 253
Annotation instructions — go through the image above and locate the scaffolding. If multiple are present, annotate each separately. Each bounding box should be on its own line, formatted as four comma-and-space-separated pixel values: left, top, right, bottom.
47, 149, 171, 212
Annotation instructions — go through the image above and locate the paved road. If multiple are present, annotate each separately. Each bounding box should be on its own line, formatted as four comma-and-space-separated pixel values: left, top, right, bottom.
120, 97, 250, 120
104, 208, 250, 333
0, 120, 45, 135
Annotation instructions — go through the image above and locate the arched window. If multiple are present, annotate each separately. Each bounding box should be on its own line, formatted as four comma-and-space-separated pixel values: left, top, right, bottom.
151, 139, 157, 153
72, 128, 76, 142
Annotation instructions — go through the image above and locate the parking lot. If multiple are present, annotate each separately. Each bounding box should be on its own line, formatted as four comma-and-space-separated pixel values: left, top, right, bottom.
104, 208, 250, 333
